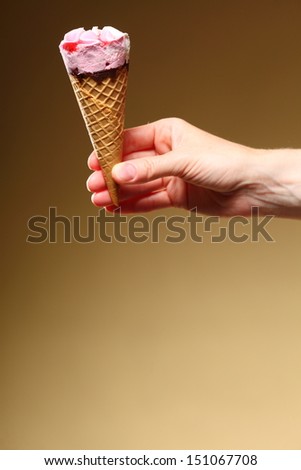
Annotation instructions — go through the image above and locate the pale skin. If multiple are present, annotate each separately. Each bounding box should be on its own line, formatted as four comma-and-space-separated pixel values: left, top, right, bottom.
86, 118, 301, 219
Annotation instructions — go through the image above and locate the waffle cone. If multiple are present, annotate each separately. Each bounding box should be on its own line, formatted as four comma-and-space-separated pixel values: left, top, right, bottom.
69, 65, 128, 206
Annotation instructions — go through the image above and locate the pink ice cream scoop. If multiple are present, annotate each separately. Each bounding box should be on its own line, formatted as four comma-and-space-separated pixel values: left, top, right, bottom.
59, 26, 130, 75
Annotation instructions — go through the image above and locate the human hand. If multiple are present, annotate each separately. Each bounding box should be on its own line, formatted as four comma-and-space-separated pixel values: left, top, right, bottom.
87, 118, 301, 217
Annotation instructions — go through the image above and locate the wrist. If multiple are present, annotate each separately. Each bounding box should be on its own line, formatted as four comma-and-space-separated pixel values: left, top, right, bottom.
247, 148, 301, 218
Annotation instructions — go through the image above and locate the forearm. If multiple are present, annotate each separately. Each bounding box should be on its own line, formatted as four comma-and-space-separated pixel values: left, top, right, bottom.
247, 148, 301, 219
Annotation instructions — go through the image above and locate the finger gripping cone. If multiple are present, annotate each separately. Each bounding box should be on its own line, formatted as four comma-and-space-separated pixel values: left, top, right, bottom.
70, 65, 128, 206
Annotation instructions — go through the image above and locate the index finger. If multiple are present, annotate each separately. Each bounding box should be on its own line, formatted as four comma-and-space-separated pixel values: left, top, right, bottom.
87, 122, 156, 170
123, 122, 156, 156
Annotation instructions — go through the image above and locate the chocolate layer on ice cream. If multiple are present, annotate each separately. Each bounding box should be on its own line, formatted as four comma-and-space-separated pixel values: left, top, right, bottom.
70, 63, 129, 84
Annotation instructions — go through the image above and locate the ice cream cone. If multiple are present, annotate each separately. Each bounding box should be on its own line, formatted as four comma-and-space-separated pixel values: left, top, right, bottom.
69, 64, 128, 206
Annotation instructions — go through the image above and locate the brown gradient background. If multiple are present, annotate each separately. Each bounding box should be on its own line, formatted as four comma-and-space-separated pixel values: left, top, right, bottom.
1, 0, 301, 450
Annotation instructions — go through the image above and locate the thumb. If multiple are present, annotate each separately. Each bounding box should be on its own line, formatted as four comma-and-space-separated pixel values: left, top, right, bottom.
112, 150, 184, 184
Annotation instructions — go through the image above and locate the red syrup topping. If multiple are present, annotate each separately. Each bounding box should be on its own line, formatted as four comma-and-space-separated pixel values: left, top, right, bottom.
63, 42, 78, 52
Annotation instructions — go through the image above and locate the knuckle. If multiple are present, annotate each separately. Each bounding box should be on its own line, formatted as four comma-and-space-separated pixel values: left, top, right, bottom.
142, 159, 156, 180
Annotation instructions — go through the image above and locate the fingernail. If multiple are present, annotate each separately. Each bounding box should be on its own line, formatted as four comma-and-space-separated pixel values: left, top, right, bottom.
114, 163, 137, 182
91, 193, 96, 205
91, 193, 103, 207
86, 174, 93, 192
